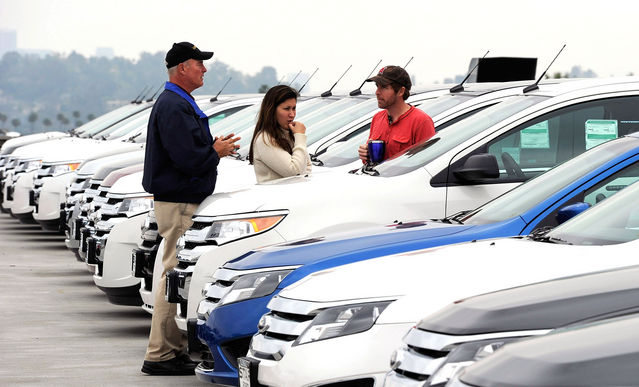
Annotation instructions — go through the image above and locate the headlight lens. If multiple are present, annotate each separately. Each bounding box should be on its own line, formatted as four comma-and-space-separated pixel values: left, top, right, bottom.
426, 338, 520, 386
294, 301, 392, 346
50, 162, 81, 176
204, 214, 285, 245
217, 269, 293, 307
118, 196, 153, 216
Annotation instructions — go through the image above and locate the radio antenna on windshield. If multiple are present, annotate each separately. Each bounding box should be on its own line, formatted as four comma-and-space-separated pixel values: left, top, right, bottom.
210, 77, 232, 102
298, 68, 319, 94
147, 84, 164, 102
132, 86, 149, 103
449, 50, 490, 93
288, 70, 302, 87
523, 44, 566, 93
350, 59, 382, 96
321, 64, 352, 97
404, 56, 414, 69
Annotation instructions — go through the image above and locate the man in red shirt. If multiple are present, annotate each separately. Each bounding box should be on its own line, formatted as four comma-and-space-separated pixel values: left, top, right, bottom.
358, 65, 435, 163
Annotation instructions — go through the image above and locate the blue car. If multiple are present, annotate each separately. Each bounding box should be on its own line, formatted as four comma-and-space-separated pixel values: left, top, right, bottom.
192, 132, 639, 385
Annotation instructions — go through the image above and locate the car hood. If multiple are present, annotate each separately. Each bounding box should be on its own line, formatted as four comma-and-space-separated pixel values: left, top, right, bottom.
76, 150, 143, 177
11, 137, 140, 162
224, 221, 474, 270
0, 131, 67, 154
195, 168, 435, 233
459, 314, 639, 387
276, 238, 639, 325
416, 264, 639, 335
109, 171, 145, 195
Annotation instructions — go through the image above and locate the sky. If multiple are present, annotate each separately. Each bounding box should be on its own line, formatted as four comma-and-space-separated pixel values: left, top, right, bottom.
2, 0, 639, 94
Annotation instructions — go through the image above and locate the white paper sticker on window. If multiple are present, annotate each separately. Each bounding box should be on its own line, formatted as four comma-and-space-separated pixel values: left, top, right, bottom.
521, 121, 550, 149
585, 119, 617, 150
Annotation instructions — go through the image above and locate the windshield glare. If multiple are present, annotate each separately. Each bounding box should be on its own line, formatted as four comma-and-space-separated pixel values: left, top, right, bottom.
304, 98, 378, 145
417, 94, 474, 118
464, 137, 639, 224
373, 95, 548, 177
547, 179, 639, 245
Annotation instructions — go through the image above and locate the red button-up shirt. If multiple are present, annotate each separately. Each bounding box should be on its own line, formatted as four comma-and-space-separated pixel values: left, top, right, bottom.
368, 105, 435, 160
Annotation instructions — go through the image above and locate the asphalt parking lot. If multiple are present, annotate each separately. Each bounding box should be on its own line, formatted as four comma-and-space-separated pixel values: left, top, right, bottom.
0, 211, 215, 386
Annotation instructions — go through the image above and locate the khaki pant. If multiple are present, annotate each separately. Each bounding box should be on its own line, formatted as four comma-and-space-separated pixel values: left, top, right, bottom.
145, 201, 198, 362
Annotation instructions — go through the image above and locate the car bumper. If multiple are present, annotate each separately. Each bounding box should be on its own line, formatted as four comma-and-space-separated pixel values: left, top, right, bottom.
253, 323, 412, 387
197, 296, 272, 385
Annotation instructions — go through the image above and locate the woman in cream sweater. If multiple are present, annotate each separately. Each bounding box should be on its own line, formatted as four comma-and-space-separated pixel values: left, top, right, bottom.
248, 85, 312, 183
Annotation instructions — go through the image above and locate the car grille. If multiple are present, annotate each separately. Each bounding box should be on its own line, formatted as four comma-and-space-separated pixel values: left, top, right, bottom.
248, 298, 317, 362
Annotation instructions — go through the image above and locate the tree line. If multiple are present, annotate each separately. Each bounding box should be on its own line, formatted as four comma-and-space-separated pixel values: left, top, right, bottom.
0, 51, 278, 134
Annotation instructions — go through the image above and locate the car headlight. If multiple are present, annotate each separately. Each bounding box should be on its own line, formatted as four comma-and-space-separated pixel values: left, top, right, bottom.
25, 159, 42, 171
204, 214, 286, 245
294, 301, 392, 346
425, 337, 522, 386
118, 196, 153, 216
49, 162, 81, 176
217, 269, 294, 307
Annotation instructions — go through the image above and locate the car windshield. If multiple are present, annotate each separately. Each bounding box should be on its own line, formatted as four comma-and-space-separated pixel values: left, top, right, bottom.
304, 97, 378, 145
103, 110, 153, 140
545, 179, 639, 245
463, 136, 639, 224
371, 95, 548, 177
417, 94, 475, 118
232, 96, 351, 152
79, 104, 152, 137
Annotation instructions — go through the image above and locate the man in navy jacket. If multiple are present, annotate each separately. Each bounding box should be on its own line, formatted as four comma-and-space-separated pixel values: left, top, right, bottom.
141, 42, 239, 376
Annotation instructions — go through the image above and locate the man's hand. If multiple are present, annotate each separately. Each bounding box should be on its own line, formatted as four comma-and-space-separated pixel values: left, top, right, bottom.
213, 133, 241, 157
358, 143, 368, 163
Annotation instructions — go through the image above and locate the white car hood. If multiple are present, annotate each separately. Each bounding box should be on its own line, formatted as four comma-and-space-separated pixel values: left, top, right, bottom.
277, 237, 639, 324
109, 171, 145, 195
11, 137, 140, 162
195, 167, 429, 226
0, 132, 67, 154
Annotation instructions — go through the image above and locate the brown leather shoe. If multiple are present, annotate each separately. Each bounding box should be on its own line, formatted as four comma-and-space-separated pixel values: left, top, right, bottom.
141, 356, 197, 376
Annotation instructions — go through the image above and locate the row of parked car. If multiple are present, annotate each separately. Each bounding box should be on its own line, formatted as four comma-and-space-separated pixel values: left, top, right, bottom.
2, 73, 639, 387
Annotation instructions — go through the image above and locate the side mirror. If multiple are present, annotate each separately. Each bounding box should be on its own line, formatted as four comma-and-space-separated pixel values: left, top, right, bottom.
556, 202, 591, 224
453, 154, 499, 182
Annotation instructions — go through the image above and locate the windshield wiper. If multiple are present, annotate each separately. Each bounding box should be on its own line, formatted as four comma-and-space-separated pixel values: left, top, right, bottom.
127, 132, 142, 142
528, 227, 571, 244
310, 154, 324, 167
438, 209, 473, 224
360, 164, 380, 176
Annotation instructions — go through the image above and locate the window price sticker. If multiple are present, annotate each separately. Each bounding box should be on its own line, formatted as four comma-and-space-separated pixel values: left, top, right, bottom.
586, 119, 618, 149
521, 121, 550, 149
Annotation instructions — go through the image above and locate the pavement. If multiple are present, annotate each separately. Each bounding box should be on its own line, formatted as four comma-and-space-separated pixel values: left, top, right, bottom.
0, 211, 216, 386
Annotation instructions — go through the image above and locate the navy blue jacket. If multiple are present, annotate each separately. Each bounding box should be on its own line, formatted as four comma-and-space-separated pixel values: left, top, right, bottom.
142, 86, 220, 203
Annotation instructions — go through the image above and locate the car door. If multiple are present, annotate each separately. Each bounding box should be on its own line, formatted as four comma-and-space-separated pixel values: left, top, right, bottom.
443, 94, 639, 216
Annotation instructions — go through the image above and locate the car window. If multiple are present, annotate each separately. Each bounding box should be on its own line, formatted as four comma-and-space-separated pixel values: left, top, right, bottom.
208, 105, 247, 126
374, 96, 547, 177
483, 96, 639, 183
547, 179, 639, 245
535, 160, 639, 230
463, 136, 639, 226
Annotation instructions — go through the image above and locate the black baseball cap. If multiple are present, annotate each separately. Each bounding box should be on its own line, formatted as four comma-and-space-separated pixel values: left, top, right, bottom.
165, 42, 214, 69
366, 65, 411, 90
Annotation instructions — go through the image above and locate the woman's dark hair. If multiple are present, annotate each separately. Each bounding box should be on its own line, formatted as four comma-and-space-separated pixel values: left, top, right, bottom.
248, 85, 299, 164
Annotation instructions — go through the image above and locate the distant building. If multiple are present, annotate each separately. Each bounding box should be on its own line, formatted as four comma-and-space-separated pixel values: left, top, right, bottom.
95, 47, 115, 59
0, 29, 17, 58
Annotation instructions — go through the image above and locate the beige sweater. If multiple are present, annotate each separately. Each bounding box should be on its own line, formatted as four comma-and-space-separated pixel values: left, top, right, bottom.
252, 131, 312, 183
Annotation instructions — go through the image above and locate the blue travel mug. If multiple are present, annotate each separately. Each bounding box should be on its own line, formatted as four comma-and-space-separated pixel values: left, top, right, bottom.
367, 140, 385, 164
